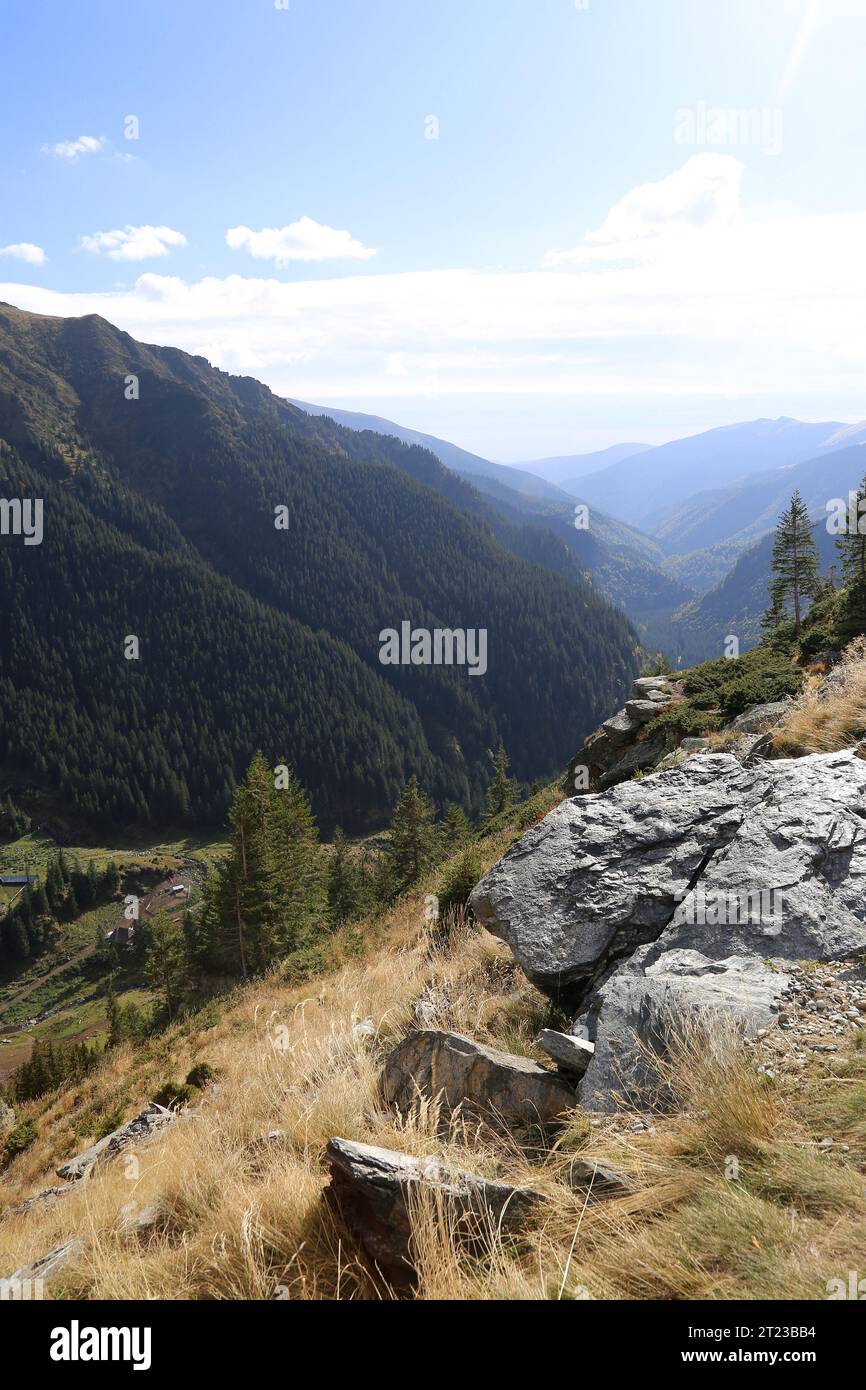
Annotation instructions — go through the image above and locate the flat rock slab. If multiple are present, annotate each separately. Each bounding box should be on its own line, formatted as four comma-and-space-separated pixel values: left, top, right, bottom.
325, 1137, 544, 1289
57, 1102, 175, 1182
625, 699, 668, 724
726, 701, 790, 735
536, 1029, 595, 1076
601, 710, 640, 745
564, 1157, 638, 1199
633, 677, 674, 697
382, 1029, 575, 1128
4, 1238, 83, 1290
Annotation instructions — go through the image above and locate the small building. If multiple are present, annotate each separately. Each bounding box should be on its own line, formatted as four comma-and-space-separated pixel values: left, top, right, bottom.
0, 873, 39, 887
106, 924, 134, 947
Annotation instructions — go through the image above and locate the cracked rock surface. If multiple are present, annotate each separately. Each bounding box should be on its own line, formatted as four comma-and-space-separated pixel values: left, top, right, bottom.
471, 749, 866, 1108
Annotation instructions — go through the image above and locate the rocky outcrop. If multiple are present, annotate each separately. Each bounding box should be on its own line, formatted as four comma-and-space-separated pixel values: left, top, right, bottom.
324, 1137, 544, 1288
382, 1029, 575, 1128
0, 1099, 15, 1135
473, 748, 866, 1109
567, 674, 678, 793
56, 1102, 176, 1182
3, 1185, 70, 1221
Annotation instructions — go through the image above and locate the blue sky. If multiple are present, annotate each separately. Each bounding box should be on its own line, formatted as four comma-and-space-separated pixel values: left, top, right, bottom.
2, 0, 865, 458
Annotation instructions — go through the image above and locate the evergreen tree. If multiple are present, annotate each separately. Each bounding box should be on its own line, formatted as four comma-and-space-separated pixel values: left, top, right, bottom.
144, 912, 188, 1021
768, 491, 820, 637
87, 860, 100, 904
327, 828, 360, 928
201, 754, 325, 976
836, 473, 866, 583
442, 802, 471, 850
485, 742, 517, 819
386, 775, 437, 893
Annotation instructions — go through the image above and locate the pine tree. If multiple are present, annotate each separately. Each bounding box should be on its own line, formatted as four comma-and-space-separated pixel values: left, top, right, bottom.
144, 912, 188, 1021
486, 741, 517, 820
386, 775, 437, 893
269, 760, 325, 954
105, 977, 123, 1049
201, 754, 325, 975
768, 491, 820, 637
327, 828, 359, 928
442, 802, 471, 850
836, 473, 866, 583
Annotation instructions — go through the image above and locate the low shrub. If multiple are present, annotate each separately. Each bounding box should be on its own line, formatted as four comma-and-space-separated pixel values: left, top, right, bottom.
185, 1061, 218, 1090
3, 1118, 37, 1162
436, 847, 484, 921
152, 1081, 197, 1111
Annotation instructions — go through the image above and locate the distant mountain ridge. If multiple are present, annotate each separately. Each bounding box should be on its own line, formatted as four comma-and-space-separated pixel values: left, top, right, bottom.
509, 442, 653, 489
575, 417, 866, 532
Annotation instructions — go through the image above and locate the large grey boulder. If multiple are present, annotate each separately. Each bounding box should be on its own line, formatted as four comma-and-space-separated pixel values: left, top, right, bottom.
56, 1102, 175, 1182
472, 748, 866, 1108
580, 950, 792, 1110
0, 1100, 15, 1135
382, 1030, 575, 1128
325, 1137, 544, 1289
472, 754, 751, 1002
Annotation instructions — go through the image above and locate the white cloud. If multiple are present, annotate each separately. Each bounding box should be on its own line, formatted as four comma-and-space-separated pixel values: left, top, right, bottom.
80, 225, 188, 263
550, 154, 745, 263
42, 134, 108, 160
0, 242, 46, 265
5, 160, 866, 454
226, 217, 378, 266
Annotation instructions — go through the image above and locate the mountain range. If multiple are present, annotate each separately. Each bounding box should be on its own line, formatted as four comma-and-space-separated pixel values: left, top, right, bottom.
0, 302, 640, 835
290, 403, 866, 670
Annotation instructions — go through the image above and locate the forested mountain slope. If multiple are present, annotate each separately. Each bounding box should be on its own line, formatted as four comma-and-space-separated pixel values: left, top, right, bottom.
288, 398, 694, 651
0, 304, 640, 834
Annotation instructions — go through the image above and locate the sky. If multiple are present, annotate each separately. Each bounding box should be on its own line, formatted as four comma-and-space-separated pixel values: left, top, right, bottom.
1, 0, 866, 460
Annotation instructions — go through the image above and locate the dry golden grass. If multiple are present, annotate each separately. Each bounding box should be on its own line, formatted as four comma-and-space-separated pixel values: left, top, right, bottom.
2, 819, 866, 1301
772, 638, 866, 757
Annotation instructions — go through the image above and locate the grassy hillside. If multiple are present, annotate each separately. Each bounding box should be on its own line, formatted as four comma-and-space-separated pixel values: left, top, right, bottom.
1, 786, 864, 1300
